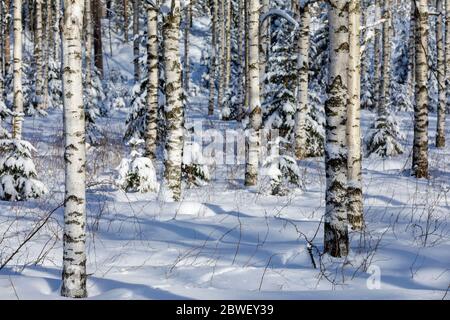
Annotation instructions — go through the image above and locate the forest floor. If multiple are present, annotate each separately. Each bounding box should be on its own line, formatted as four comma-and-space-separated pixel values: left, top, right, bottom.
0, 16, 449, 300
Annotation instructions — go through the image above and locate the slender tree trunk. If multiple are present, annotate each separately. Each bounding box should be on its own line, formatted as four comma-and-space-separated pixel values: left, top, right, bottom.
208, 0, 218, 116
347, 0, 363, 230
93, 0, 103, 77
408, 0, 416, 99
436, 0, 446, 148
4, 0, 10, 75
324, 0, 349, 258
42, 0, 52, 110
217, 0, 225, 111
145, 3, 158, 159
133, 0, 139, 82
12, 0, 23, 139
34, 0, 44, 110
294, 3, 310, 160
224, 0, 232, 91
85, 0, 93, 85
162, 0, 184, 201
373, 0, 381, 111
412, 0, 429, 178
244, 0, 261, 186
236, 0, 245, 118
183, 1, 192, 93
379, 0, 391, 115
259, 0, 269, 101
123, 0, 128, 42
244, 0, 250, 111
61, 0, 87, 299
0, 0, 4, 92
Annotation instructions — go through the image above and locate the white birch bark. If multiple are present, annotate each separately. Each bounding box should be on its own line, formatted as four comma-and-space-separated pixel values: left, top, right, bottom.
162, 0, 184, 201
217, 0, 225, 110
208, 0, 218, 116
347, 0, 363, 230
373, 0, 381, 111
183, 1, 192, 93
145, 3, 158, 159
12, 0, 23, 139
85, 0, 93, 86
224, 0, 232, 91
379, 0, 391, 115
61, 0, 87, 299
34, 0, 44, 111
408, 0, 416, 99
133, 0, 140, 82
436, 0, 446, 148
294, 3, 310, 160
324, 0, 349, 258
244, 0, 261, 186
259, 0, 269, 99
412, 0, 429, 178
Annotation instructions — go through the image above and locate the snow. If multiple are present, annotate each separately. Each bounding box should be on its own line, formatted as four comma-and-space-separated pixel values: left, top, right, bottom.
0, 4, 449, 301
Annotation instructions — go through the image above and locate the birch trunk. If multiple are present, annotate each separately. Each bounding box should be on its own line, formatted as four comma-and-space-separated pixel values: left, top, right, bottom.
244, 0, 261, 187
347, 0, 363, 230
183, 1, 192, 93
85, 0, 93, 86
208, 0, 218, 116
236, 0, 245, 118
34, 0, 44, 111
42, 0, 52, 110
93, 0, 103, 77
162, 0, 184, 201
412, 0, 429, 179
373, 0, 381, 111
294, 3, 310, 160
61, 0, 87, 298
133, 0, 139, 82
259, 0, 269, 100
145, 3, 158, 159
217, 0, 225, 110
436, 0, 446, 148
408, 0, 416, 99
324, 0, 349, 258
224, 0, 232, 91
379, 0, 391, 115
12, 0, 23, 139
4, 0, 10, 75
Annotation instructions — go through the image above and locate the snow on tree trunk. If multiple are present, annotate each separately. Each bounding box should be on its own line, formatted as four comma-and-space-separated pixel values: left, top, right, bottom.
61, 0, 88, 299
347, 0, 363, 230
161, 0, 184, 202
12, 0, 23, 140
34, 0, 44, 111
294, 3, 310, 160
436, 0, 446, 148
379, 0, 391, 116
145, 4, 158, 159
208, 0, 218, 116
4, 0, 10, 75
244, 0, 261, 187
133, 0, 140, 82
412, 0, 429, 179
324, 0, 349, 258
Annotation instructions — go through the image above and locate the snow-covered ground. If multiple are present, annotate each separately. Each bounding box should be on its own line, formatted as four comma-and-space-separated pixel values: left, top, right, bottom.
0, 15, 449, 300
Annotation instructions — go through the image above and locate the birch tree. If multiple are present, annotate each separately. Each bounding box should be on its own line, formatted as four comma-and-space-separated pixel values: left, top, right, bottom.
244, 0, 261, 187
133, 0, 140, 82
161, 0, 184, 201
145, 1, 158, 159
294, 2, 310, 160
436, 0, 446, 148
347, 0, 363, 230
85, 0, 93, 86
93, 0, 103, 77
412, 0, 429, 178
259, 0, 269, 100
34, 0, 44, 111
12, 0, 23, 139
408, 0, 416, 99
217, 0, 225, 110
208, 0, 218, 116
379, 0, 391, 116
324, 0, 349, 257
61, 0, 87, 298
183, 1, 192, 92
